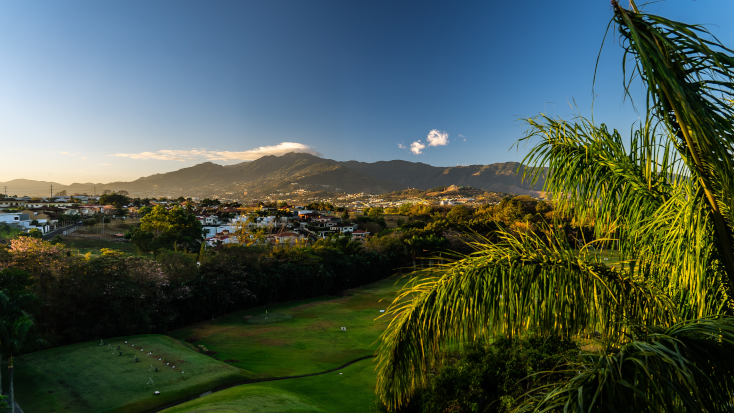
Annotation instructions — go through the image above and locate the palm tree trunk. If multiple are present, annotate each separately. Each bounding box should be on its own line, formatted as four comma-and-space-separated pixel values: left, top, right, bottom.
8, 355, 14, 413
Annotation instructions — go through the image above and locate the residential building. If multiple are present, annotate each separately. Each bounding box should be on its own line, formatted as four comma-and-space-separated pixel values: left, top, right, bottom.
330, 223, 358, 233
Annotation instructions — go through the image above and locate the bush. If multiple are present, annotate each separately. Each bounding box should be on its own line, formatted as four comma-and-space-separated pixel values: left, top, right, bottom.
361, 221, 385, 235
0, 394, 8, 412
375, 336, 581, 413
364, 232, 406, 256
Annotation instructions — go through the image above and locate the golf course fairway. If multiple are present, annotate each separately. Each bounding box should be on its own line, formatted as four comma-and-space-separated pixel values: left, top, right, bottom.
8, 275, 410, 412
159, 358, 377, 413
169, 275, 406, 379
8, 335, 247, 413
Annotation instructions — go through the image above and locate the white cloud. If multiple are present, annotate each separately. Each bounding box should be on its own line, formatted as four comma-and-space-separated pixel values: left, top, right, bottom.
409, 130, 449, 155
113, 149, 208, 161
59, 151, 70, 154
113, 142, 322, 162
458, 134, 465, 138
398, 143, 406, 149
463, 138, 466, 142
81, 157, 88, 160
426, 129, 449, 147
410, 141, 426, 155
100, 163, 112, 166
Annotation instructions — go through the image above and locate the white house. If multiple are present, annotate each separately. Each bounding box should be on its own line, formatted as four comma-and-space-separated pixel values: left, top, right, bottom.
330, 223, 358, 233
0, 213, 50, 233
0, 212, 29, 225
202, 225, 233, 238
197, 214, 221, 226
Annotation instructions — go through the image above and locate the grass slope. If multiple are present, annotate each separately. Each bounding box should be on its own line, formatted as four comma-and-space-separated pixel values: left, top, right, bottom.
160, 358, 378, 413
169, 276, 406, 379
9, 334, 246, 413
62, 237, 140, 256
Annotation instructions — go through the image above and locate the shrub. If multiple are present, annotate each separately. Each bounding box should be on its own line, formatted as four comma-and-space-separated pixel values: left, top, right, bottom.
375, 336, 581, 413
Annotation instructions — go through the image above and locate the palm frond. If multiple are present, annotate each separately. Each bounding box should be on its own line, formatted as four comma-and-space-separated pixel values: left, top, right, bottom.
518, 113, 728, 318
375, 227, 676, 409
529, 316, 734, 413
634, 182, 729, 318
519, 113, 681, 239
613, 2, 734, 291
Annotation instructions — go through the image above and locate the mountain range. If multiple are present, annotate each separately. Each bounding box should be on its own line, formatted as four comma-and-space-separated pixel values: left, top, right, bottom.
0, 153, 546, 198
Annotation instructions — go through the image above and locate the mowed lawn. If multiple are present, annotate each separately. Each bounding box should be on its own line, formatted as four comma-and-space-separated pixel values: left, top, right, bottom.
169, 275, 408, 379
8, 334, 247, 413
160, 358, 378, 413
62, 236, 140, 256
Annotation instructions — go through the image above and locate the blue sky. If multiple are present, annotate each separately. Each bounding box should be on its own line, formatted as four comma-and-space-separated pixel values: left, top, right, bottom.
1, 0, 733, 184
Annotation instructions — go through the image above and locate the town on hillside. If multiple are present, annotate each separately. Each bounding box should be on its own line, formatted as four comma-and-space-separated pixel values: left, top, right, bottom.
0, 185, 546, 245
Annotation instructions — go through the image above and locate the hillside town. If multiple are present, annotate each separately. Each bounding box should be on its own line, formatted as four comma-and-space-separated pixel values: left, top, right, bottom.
0, 184, 538, 240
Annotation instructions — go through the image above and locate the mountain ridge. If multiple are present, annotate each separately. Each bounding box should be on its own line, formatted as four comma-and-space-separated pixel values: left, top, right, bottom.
1, 153, 546, 198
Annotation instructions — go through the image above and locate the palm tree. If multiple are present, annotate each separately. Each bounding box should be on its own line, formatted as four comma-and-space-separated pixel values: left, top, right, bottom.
0, 291, 37, 413
375, 2, 734, 411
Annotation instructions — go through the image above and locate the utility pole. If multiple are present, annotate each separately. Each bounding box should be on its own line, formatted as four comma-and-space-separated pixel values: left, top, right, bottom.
50, 184, 53, 198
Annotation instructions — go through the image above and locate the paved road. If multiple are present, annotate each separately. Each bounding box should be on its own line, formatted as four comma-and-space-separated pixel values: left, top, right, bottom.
43, 224, 80, 240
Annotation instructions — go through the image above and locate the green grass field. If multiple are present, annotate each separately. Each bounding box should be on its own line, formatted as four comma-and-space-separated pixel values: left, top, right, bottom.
8, 335, 247, 413
62, 236, 140, 256
159, 358, 378, 413
169, 276, 407, 379
8, 276, 410, 413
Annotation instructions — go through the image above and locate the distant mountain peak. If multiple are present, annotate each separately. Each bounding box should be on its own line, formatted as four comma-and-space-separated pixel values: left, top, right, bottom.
1, 154, 545, 197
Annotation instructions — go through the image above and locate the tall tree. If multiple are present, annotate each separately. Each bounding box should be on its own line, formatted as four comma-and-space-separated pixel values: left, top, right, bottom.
0, 290, 38, 413
135, 205, 204, 252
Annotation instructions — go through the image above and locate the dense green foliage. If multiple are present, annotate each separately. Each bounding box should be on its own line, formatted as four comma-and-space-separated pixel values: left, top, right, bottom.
98, 193, 130, 209
307, 201, 335, 211
125, 205, 204, 254
376, 337, 580, 413
0, 237, 397, 348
